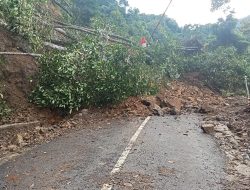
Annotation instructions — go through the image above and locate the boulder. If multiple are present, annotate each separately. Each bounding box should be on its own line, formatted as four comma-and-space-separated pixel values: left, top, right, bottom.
165, 97, 182, 114
7, 145, 18, 152
201, 124, 214, 134
198, 103, 214, 114
151, 104, 164, 116
214, 124, 228, 133
141, 99, 151, 107
11, 134, 26, 147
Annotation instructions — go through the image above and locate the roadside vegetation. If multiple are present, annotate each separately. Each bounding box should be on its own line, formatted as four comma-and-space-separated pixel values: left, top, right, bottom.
0, 87, 10, 119
31, 38, 161, 113
0, 0, 249, 113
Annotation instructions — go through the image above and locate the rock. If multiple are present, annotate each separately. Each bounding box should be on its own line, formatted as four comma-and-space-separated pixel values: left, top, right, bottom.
169, 108, 178, 115
187, 96, 196, 102
229, 137, 239, 146
222, 130, 233, 137
11, 134, 25, 147
213, 116, 224, 121
227, 122, 233, 129
243, 107, 250, 113
0, 145, 7, 151
35, 127, 46, 134
162, 107, 172, 114
47, 127, 55, 132
236, 164, 250, 177
141, 96, 156, 107
52, 125, 60, 129
165, 97, 182, 113
124, 183, 133, 187
16, 134, 24, 146
198, 103, 214, 114
201, 124, 214, 134
141, 99, 151, 107
150, 104, 164, 116
156, 96, 168, 108
214, 124, 228, 133
61, 121, 73, 128
8, 145, 18, 152
22, 133, 31, 141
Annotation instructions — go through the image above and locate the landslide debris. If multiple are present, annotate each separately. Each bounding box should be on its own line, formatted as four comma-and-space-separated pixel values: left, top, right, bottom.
201, 96, 250, 190
1, 80, 226, 159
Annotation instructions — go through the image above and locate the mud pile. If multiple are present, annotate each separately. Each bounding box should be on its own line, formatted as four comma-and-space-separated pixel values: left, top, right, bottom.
106, 80, 226, 117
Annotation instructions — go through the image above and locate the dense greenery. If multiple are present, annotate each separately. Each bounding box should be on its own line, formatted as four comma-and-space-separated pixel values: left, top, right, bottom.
1, 0, 250, 113
0, 0, 54, 50
31, 37, 161, 112
179, 47, 249, 92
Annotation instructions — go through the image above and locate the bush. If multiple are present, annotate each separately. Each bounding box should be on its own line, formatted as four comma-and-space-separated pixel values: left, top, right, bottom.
31, 37, 161, 113
180, 47, 249, 92
0, 0, 50, 50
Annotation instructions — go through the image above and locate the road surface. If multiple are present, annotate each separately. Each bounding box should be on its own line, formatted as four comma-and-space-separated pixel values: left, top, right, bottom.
0, 115, 226, 190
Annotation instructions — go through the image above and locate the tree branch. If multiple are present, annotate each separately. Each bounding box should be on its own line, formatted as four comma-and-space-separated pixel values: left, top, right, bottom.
0, 52, 42, 57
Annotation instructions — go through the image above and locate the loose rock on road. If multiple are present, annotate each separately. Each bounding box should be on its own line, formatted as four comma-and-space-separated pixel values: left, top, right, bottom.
0, 115, 226, 189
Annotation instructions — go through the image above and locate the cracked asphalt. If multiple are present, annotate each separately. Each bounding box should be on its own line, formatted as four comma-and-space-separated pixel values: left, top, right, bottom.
0, 115, 226, 190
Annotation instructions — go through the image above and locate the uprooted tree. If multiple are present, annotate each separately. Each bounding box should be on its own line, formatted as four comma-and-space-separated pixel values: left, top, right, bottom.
0, 0, 249, 114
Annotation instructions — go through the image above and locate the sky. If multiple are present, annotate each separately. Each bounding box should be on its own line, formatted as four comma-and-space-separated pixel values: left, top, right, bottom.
128, 0, 250, 26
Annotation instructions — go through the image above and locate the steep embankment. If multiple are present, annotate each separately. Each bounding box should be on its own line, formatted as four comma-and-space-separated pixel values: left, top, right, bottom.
0, 28, 37, 107
0, 27, 61, 125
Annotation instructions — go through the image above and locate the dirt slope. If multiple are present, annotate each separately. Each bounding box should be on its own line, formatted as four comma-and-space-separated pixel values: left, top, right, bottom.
0, 27, 37, 108
0, 27, 61, 125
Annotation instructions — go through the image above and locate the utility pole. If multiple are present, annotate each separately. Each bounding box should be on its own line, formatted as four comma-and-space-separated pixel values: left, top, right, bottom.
150, 0, 174, 40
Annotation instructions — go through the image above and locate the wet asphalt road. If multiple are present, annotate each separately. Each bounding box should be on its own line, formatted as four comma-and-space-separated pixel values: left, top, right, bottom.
0, 115, 226, 190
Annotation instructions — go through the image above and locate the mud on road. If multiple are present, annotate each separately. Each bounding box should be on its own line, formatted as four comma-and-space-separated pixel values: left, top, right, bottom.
0, 115, 226, 190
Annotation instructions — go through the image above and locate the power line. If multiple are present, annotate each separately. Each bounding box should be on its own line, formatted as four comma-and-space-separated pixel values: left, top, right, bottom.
150, 0, 174, 40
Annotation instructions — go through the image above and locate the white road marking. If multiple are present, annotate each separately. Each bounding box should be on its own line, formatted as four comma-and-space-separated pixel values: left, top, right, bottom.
101, 116, 151, 190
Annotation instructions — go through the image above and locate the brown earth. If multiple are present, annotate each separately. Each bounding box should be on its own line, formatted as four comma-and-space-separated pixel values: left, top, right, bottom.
0, 27, 63, 125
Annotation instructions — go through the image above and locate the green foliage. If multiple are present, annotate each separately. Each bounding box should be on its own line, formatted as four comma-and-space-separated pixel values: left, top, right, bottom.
0, 0, 50, 50
239, 16, 250, 45
2, 0, 249, 112
179, 47, 249, 92
31, 37, 161, 113
179, 14, 250, 94
211, 15, 249, 53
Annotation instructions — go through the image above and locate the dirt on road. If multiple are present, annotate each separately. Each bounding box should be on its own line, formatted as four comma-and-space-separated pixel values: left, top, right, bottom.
0, 31, 249, 189
0, 115, 226, 190
1, 78, 249, 189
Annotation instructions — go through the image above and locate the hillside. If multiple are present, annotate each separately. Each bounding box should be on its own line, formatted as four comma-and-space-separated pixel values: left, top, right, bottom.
0, 1, 249, 189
